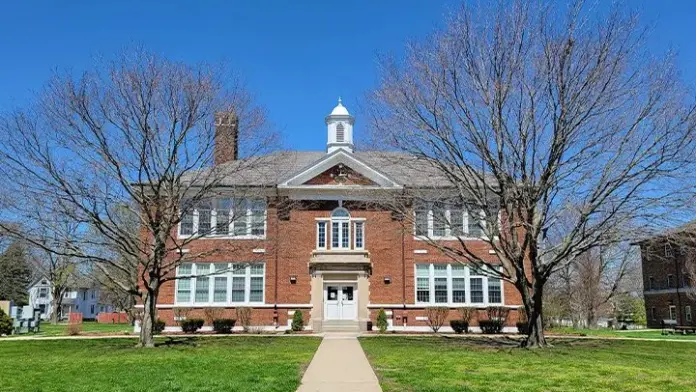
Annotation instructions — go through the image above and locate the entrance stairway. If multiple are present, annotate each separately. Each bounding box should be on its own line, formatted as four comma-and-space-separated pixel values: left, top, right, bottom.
321, 320, 360, 332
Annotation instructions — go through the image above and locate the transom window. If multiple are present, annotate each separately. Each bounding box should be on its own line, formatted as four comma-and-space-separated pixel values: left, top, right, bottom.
316, 207, 365, 250
176, 262, 265, 305
415, 263, 503, 305
179, 198, 266, 238
414, 203, 495, 239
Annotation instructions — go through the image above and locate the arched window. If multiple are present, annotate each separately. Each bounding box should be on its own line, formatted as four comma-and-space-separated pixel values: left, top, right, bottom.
331, 207, 350, 248
331, 207, 350, 219
317, 207, 365, 250
336, 123, 345, 142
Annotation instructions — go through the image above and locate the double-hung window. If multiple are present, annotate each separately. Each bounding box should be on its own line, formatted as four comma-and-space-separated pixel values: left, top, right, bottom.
433, 265, 448, 303
179, 198, 266, 238
176, 263, 193, 303
354, 222, 365, 249
416, 265, 431, 303
414, 202, 495, 239
176, 263, 265, 305
451, 265, 466, 303
317, 207, 365, 251
38, 287, 48, 298
415, 263, 504, 305
317, 221, 327, 249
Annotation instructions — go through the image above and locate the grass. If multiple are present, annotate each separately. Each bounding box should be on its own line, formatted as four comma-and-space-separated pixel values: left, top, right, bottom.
35, 321, 133, 336
547, 327, 696, 340
0, 336, 321, 392
360, 336, 696, 392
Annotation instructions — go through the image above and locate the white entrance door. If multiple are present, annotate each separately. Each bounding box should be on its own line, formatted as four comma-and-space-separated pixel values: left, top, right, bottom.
324, 284, 357, 320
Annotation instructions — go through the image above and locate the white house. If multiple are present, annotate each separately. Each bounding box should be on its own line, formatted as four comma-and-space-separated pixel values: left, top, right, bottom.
27, 277, 114, 320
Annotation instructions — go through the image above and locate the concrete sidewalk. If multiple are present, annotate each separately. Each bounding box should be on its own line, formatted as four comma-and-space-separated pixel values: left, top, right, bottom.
297, 333, 381, 392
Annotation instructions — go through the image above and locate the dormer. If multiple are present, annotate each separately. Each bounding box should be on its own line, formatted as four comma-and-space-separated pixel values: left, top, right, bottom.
326, 98, 354, 153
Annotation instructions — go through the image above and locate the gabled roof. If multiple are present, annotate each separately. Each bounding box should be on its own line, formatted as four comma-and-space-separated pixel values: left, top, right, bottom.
278, 149, 402, 189
200, 150, 470, 188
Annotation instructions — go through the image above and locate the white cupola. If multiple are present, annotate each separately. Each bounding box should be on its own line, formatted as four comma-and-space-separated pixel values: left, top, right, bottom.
325, 97, 355, 153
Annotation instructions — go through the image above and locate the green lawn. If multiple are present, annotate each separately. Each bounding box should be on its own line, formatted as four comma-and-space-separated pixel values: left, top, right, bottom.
35, 321, 133, 336
547, 327, 696, 340
0, 337, 321, 392
360, 336, 696, 392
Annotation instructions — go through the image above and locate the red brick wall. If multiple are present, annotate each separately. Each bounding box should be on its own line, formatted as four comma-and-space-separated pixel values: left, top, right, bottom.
640, 241, 695, 328
149, 200, 524, 327
97, 312, 130, 324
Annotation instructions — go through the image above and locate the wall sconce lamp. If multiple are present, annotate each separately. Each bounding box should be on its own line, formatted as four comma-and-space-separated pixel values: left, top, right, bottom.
290, 275, 297, 284
384, 276, 392, 284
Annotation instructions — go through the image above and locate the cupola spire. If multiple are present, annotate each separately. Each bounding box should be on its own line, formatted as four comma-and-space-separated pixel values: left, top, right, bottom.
325, 98, 354, 153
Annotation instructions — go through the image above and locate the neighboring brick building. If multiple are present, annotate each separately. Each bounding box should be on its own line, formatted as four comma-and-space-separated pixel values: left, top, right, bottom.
638, 225, 696, 328
149, 100, 523, 332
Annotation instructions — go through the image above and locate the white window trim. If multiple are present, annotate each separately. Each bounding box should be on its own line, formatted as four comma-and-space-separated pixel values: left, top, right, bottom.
316, 221, 328, 250
174, 263, 265, 306
414, 263, 504, 306
669, 305, 677, 321
315, 215, 365, 251
686, 306, 692, 323
178, 198, 267, 240
353, 221, 365, 250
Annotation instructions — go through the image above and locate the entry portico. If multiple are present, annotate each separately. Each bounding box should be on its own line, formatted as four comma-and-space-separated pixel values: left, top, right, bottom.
309, 253, 371, 331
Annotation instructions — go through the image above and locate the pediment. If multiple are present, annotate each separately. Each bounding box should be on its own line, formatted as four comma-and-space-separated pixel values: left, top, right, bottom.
278, 149, 402, 189
302, 164, 378, 186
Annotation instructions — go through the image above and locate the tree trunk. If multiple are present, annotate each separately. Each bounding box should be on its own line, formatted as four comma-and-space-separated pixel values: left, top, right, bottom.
587, 308, 597, 329
522, 285, 549, 348
138, 281, 159, 348
50, 296, 61, 325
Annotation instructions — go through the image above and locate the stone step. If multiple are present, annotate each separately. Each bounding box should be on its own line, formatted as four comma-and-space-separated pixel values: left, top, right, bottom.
322, 320, 360, 332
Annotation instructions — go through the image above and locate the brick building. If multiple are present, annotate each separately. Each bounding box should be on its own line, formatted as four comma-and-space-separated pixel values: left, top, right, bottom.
639, 225, 696, 328
150, 100, 523, 332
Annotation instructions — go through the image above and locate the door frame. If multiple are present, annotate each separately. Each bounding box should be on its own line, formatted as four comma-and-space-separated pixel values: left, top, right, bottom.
323, 282, 358, 321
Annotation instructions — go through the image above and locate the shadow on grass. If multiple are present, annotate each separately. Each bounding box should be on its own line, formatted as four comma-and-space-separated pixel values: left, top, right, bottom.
379, 335, 607, 350
156, 337, 200, 348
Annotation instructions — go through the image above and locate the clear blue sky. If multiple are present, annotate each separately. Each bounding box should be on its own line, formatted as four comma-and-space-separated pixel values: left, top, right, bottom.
1, 1, 695, 151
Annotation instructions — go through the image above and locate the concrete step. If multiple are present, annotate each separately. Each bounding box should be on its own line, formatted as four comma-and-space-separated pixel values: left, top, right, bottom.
322, 320, 360, 332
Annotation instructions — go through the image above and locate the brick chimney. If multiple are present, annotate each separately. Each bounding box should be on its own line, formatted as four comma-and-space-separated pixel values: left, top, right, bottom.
214, 112, 239, 165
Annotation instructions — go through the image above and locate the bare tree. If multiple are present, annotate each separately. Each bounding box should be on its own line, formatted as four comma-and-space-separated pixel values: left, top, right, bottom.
0, 49, 276, 347
368, 1, 696, 347
549, 243, 639, 329
32, 224, 80, 324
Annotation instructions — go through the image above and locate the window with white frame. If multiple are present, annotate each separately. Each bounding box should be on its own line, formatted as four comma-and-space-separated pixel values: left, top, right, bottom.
669, 305, 677, 321
414, 203, 495, 239
354, 221, 364, 249
316, 207, 365, 251
415, 263, 503, 305
179, 198, 266, 238
317, 221, 327, 249
38, 287, 48, 298
175, 262, 265, 305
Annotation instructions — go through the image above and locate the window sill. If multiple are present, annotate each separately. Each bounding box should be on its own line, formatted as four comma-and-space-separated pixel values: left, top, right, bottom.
414, 302, 504, 307
178, 235, 266, 241
173, 302, 265, 306
312, 249, 369, 255
413, 235, 487, 241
